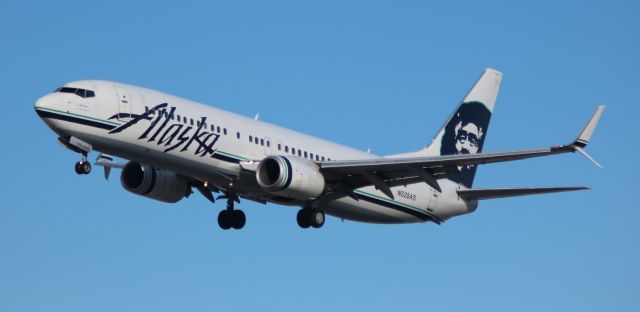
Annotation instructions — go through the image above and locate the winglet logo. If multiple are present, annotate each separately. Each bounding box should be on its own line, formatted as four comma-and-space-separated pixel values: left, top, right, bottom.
108, 103, 220, 157
440, 101, 492, 188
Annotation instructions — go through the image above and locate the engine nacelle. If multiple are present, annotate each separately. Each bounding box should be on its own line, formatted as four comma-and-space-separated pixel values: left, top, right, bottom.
256, 156, 325, 200
120, 162, 189, 203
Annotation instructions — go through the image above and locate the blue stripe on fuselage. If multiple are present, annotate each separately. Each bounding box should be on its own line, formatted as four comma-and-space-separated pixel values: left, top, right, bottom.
36, 108, 244, 164
36, 108, 117, 130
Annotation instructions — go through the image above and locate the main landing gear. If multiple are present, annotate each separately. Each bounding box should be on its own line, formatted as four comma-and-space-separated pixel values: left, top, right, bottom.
74, 154, 91, 175
217, 189, 246, 230
297, 208, 325, 229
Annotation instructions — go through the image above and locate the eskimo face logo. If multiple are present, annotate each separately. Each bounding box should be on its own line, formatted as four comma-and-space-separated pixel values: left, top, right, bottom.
441, 101, 491, 187
108, 103, 220, 158
454, 118, 484, 154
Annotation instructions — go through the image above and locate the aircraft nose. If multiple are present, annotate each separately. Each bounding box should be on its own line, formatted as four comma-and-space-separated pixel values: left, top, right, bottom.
35, 95, 51, 109
34, 94, 59, 121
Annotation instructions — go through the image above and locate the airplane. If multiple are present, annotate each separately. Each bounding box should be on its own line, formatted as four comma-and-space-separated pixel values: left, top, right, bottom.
34, 68, 605, 230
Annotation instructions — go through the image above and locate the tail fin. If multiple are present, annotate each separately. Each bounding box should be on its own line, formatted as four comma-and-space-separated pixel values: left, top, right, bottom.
423, 68, 502, 188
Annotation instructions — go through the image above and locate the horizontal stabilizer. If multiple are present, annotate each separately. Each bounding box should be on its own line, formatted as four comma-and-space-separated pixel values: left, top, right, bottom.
457, 187, 589, 200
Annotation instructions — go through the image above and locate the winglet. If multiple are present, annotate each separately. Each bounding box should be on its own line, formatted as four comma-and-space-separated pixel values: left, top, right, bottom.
574, 105, 605, 148
572, 105, 605, 168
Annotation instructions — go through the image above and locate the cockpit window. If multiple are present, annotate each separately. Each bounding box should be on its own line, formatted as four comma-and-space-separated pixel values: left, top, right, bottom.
56, 87, 76, 94
55, 87, 96, 98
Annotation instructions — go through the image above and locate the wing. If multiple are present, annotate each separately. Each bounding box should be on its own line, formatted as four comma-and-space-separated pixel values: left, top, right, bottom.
457, 187, 589, 200
319, 106, 605, 199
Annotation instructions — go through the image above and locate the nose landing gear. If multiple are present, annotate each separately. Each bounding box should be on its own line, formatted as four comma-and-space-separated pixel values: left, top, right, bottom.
74, 161, 92, 175
58, 136, 93, 176
74, 153, 91, 175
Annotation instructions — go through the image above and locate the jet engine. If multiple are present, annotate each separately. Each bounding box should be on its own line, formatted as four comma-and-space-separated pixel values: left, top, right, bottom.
256, 156, 325, 200
120, 162, 190, 203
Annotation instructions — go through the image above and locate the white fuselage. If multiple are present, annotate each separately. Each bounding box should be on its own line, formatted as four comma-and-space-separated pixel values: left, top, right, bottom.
35, 80, 476, 224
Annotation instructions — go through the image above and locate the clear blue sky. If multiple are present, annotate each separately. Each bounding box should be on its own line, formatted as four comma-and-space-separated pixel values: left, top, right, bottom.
0, 0, 638, 311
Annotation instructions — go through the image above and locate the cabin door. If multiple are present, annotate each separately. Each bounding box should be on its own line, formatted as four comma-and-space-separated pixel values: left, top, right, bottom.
114, 86, 131, 121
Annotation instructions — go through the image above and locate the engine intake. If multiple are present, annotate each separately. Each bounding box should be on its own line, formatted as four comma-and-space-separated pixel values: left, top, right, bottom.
256, 156, 325, 200
121, 162, 189, 203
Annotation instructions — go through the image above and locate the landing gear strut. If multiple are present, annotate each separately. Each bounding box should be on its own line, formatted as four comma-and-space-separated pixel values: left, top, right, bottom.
74, 153, 91, 175
58, 137, 92, 175
217, 189, 246, 230
297, 208, 325, 229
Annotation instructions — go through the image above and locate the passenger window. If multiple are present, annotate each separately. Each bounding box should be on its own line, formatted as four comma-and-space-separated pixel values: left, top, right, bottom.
304, 151, 308, 158
310, 153, 314, 159
298, 150, 301, 157
292, 148, 296, 154
249, 136, 253, 143
183, 116, 187, 123
321, 156, 325, 161
223, 128, 227, 135
217, 126, 221, 133
285, 146, 289, 153
190, 119, 194, 126
236, 132, 240, 139
267, 141, 270, 147
260, 139, 264, 146
278, 144, 281, 151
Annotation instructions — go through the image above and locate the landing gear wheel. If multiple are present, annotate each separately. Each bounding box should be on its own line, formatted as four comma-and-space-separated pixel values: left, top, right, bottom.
217, 187, 245, 230
297, 209, 311, 229
309, 209, 325, 228
218, 210, 232, 230
81, 162, 91, 174
232, 210, 246, 230
297, 209, 325, 229
74, 161, 91, 175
